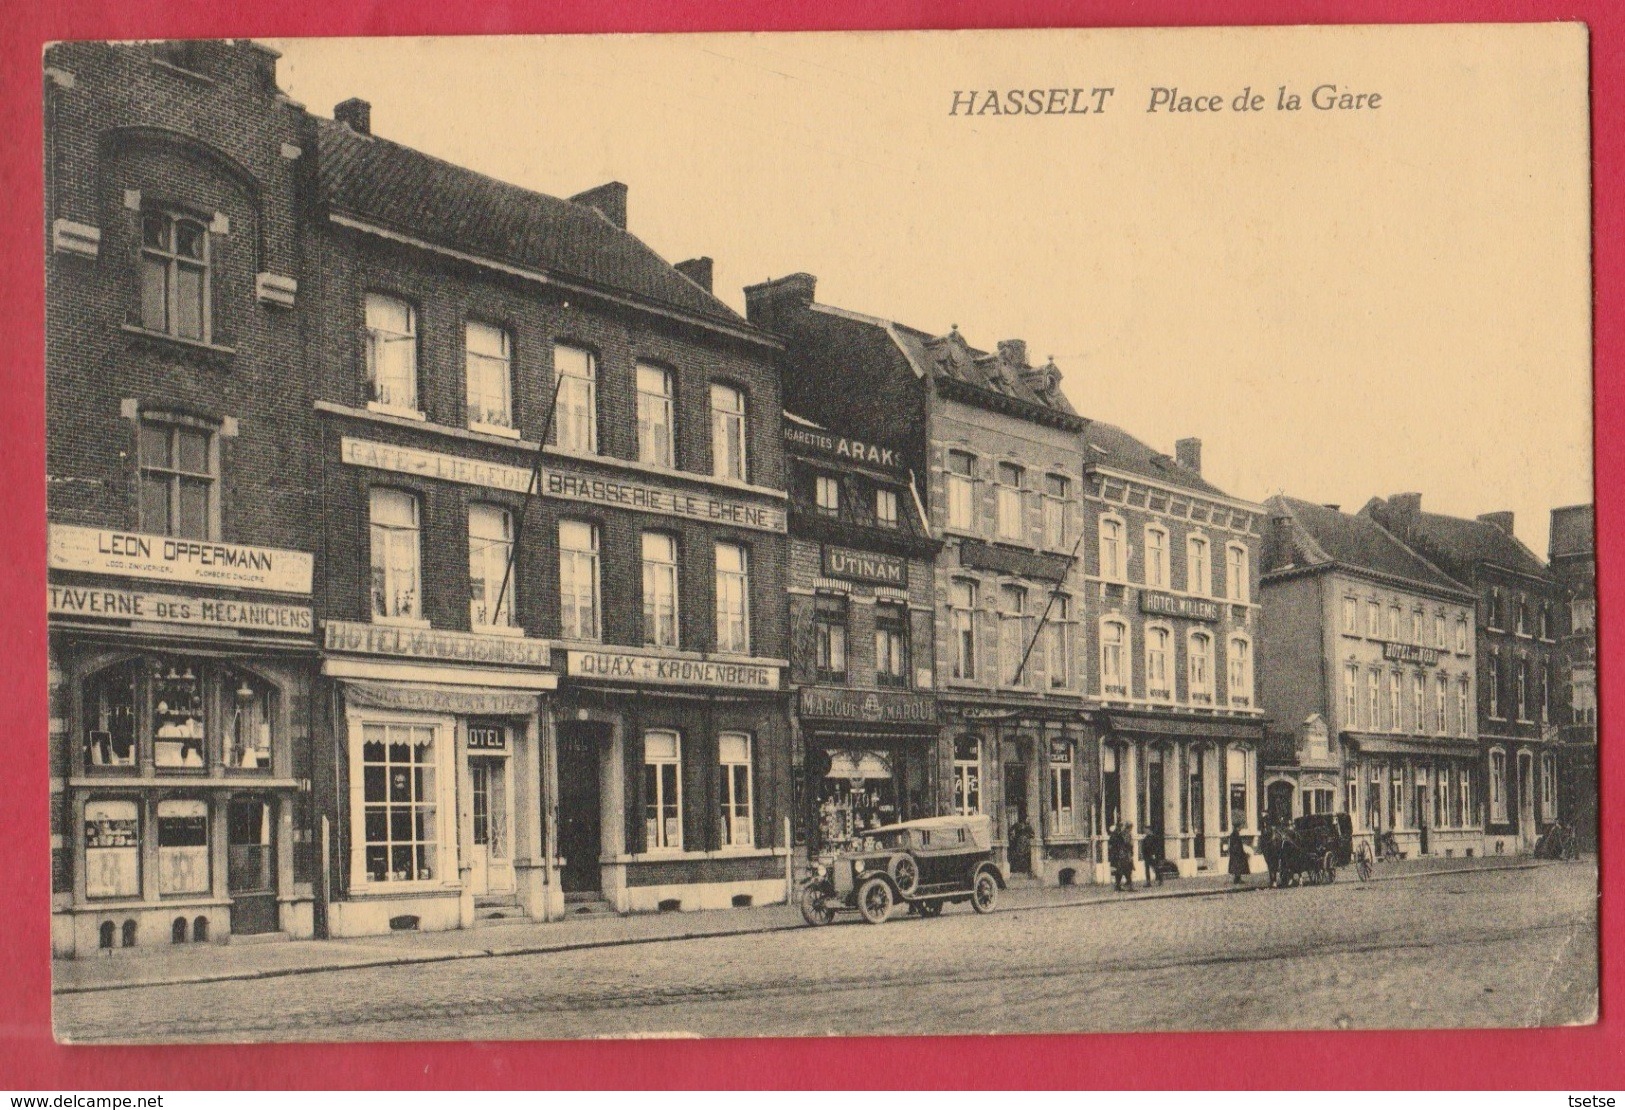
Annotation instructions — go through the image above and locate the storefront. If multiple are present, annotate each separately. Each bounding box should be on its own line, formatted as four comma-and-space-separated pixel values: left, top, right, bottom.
319, 620, 557, 936
554, 645, 792, 914
1093, 710, 1266, 880
1344, 735, 1485, 859
797, 686, 938, 852
47, 526, 319, 957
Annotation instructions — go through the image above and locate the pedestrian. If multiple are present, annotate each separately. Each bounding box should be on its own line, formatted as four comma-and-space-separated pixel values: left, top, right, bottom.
1109, 823, 1134, 891
1261, 818, 1281, 888
1227, 825, 1249, 885
1140, 827, 1164, 886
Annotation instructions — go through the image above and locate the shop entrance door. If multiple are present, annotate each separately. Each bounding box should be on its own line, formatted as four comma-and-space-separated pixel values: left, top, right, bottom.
227, 796, 278, 935
1517, 752, 1537, 852
469, 755, 514, 896
1003, 762, 1031, 874
557, 721, 604, 894
1415, 783, 1430, 855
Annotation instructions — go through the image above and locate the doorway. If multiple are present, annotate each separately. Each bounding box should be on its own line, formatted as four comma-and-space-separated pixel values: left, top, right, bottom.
468, 754, 514, 896
1003, 762, 1031, 874
556, 721, 605, 895
1517, 752, 1537, 852
1266, 780, 1296, 823
227, 796, 278, 935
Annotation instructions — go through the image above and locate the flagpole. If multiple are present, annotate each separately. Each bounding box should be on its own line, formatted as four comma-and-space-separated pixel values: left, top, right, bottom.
1012, 520, 1088, 688
491, 371, 566, 624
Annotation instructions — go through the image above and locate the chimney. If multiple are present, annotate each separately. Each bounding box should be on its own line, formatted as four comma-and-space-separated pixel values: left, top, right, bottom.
1385, 492, 1422, 525
569, 181, 628, 230
996, 339, 1029, 368
743, 272, 817, 331
1322, 504, 1341, 512
334, 97, 371, 135
674, 257, 714, 294
1478, 511, 1515, 536
1175, 437, 1202, 476
1262, 511, 1296, 572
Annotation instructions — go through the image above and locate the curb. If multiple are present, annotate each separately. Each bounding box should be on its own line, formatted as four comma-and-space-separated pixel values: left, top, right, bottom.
53, 857, 1551, 995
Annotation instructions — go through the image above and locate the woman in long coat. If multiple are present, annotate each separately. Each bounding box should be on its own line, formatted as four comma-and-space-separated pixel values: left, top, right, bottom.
1227, 826, 1249, 884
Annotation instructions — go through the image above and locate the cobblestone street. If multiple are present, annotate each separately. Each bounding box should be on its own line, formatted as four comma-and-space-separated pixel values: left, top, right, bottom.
54, 860, 1596, 1042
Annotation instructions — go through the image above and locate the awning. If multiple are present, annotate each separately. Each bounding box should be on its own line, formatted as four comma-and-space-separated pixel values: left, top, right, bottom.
1341, 733, 1481, 758
341, 679, 540, 718
1100, 711, 1264, 742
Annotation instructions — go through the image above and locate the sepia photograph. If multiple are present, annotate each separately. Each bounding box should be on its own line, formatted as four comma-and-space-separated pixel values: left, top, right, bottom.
41, 23, 1596, 1043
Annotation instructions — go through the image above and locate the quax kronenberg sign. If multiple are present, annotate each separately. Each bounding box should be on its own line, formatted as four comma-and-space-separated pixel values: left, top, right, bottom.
48, 524, 314, 594
341, 437, 786, 533
565, 646, 781, 690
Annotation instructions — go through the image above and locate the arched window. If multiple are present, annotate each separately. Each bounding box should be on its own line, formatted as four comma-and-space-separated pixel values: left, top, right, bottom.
1227, 635, 1253, 707
1145, 624, 1173, 701
1144, 524, 1170, 589
1098, 515, 1125, 581
1186, 535, 1211, 596
1188, 631, 1214, 702
1100, 619, 1128, 696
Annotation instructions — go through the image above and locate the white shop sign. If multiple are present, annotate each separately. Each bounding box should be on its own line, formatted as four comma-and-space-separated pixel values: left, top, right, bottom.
48, 525, 313, 594
48, 585, 314, 635
341, 437, 786, 533
565, 647, 781, 690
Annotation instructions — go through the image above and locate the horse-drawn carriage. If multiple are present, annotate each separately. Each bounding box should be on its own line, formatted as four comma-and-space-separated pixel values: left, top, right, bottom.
1267, 813, 1355, 887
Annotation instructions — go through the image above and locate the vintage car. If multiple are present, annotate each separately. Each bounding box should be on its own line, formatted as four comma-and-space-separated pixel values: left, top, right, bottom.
799, 814, 1005, 926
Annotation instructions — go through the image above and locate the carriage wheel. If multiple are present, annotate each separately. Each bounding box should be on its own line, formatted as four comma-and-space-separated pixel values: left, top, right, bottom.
1323, 853, 1337, 883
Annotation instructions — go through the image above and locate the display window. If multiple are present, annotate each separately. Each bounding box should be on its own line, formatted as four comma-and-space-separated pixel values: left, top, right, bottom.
85, 799, 140, 899
81, 656, 278, 774
157, 799, 210, 895
360, 722, 441, 883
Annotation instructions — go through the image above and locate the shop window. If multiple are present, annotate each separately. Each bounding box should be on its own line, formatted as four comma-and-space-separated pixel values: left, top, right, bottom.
226, 668, 273, 770
996, 463, 1025, 542
465, 321, 513, 431
1226, 746, 1247, 830
945, 451, 977, 532
714, 543, 751, 654
1048, 742, 1075, 836
138, 418, 216, 540
710, 383, 747, 481
364, 293, 418, 413
139, 209, 210, 342
152, 657, 206, 769
953, 736, 981, 816
156, 799, 209, 895
875, 488, 899, 528
468, 504, 516, 629
369, 489, 422, 621
85, 799, 140, 899
636, 364, 675, 468
641, 532, 681, 648
950, 580, 978, 680
643, 730, 683, 851
84, 660, 138, 768
813, 593, 849, 683
874, 602, 910, 689
552, 345, 598, 454
1042, 475, 1069, 549
559, 520, 601, 641
719, 732, 753, 849
361, 723, 439, 884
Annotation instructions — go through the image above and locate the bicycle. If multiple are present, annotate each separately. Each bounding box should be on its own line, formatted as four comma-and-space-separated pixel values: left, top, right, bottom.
1354, 839, 1375, 881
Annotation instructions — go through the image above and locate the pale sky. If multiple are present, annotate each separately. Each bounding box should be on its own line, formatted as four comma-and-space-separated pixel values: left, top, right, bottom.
268, 25, 1592, 555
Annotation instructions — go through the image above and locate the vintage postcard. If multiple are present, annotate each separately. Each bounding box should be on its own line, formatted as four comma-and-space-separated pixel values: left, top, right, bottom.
44, 23, 1595, 1041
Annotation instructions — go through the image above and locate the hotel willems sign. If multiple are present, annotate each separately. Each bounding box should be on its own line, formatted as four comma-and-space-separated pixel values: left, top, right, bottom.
48, 585, 313, 635
783, 423, 902, 473
1140, 591, 1222, 622
1381, 641, 1443, 666
800, 686, 937, 724
48, 524, 313, 594
822, 545, 907, 587
341, 437, 786, 533
325, 620, 552, 668
565, 647, 780, 690
957, 539, 1072, 582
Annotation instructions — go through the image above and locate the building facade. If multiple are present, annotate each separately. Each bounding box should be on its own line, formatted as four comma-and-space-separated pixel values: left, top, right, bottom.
45, 41, 320, 955
1548, 503, 1596, 848
302, 101, 792, 934
783, 415, 942, 852
1260, 497, 1482, 859
748, 275, 1093, 884
1364, 495, 1567, 854
1079, 429, 1269, 879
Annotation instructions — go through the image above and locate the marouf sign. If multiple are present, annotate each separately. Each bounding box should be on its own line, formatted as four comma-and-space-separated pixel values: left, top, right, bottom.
48, 525, 313, 594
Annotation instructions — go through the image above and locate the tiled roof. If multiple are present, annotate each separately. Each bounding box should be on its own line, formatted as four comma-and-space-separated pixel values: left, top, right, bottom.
1266, 496, 1471, 595
1397, 509, 1549, 580
891, 325, 1080, 420
1082, 421, 1231, 500
314, 118, 747, 328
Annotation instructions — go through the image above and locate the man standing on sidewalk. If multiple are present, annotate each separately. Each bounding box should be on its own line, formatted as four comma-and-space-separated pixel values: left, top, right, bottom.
1227, 826, 1249, 885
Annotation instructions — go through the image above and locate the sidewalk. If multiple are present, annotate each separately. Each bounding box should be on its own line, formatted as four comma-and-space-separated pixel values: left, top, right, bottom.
52, 851, 1553, 995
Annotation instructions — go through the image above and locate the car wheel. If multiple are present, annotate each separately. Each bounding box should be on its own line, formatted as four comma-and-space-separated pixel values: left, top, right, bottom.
857, 876, 894, 925
889, 853, 920, 897
971, 870, 999, 914
799, 884, 836, 927
916, 898, 944, 917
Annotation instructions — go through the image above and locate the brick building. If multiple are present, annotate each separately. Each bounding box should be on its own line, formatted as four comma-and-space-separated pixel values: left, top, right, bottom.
747, 276, 1092, 884
1260, 497, 1483, 859
1364, 495, 1566, 854
44, 41, 319, 955
782, 413, 941, 852
1548, 503, 1596, 847
301, 101, 792, 933
1078, 428, 1269, 879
